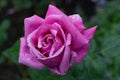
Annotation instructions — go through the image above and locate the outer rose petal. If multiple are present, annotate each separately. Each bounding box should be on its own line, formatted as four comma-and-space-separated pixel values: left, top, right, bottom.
50, 46, 71, 75
50, 34, 72, 75
24, 15, 44, 37
69, 14, 85, 32
75, 26, 97, 63
45, 15, 88, 50
19, 38, 44, 69
46, 5, 65, 18
75, 44, 89, 63
83, 26, 97, 40
46, 5, 85, 32
59, 45, 71, 75
39, 45, 64, 68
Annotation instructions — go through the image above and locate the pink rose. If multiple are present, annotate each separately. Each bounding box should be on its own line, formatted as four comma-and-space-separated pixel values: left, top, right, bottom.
19, 5, 97, 75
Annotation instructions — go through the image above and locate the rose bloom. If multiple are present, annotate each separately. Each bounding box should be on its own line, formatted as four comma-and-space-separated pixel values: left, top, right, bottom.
19, 5, 97, 75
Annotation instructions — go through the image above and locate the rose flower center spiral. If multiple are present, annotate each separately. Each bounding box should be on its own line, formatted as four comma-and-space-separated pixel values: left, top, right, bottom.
37, 34, 55, 57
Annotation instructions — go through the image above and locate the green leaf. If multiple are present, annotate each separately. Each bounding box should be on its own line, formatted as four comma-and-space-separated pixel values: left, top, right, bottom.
28, 68, 50, 80
12, 0, 32, 11
0, 32, 7, 44
0, 0, 7, 8
88, 39, 96, 54
0, 19, 11, 45
92, 56, 106, 73
0, 19, 11, 30
3, 40, 20, 63
101, 36, 120, 58
28, 68, 75, 80
0, 55, 5, 64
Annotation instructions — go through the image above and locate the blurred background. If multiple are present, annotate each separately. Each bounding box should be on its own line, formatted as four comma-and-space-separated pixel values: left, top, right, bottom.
0, 0, 120, 80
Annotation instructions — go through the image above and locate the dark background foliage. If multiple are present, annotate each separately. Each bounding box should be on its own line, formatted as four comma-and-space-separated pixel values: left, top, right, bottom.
0, 0, 120, 80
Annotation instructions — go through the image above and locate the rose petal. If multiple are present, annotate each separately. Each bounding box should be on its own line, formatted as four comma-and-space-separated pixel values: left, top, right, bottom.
52, 23, 66, 42
50, 68, 61, 75
52, 36, 63, 55
38, 37, 42, 48
70, 51, 76, 66
66, 33, 71, 46
76, 26, 97, 63
38, 45, 64, 68
83, 26, 97, 40
50, 34, 72, 75
51, 23, 65, 54
50, 29, 57, 37
75, 44, 89, 63
45, 15, 88, 50
59, 46, 71, 75
19, 38, 44, 69
69, 14, 85, 32
24, 15, 44, 37
49, 45, 55, 57
46, 5, 65, 18
40, 34, 54, 53
59, 34, 72, 75
69, 14, 83, 22
27, 25, 50, 58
